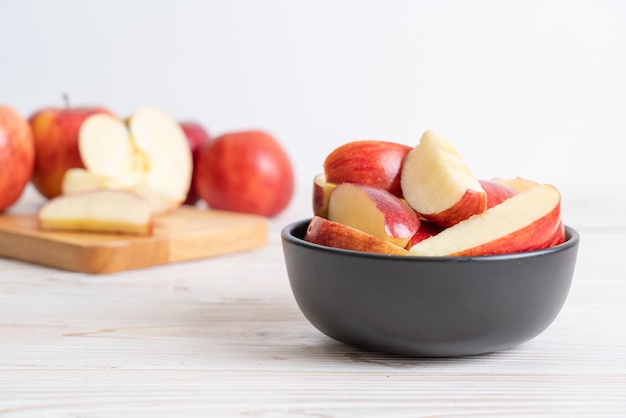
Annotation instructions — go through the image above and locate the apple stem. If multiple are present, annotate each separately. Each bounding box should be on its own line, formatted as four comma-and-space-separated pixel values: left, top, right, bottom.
63, 93, 70, 109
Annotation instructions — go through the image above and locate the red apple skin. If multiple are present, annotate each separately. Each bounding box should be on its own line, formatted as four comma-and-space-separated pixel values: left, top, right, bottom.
0, 105, 35, 211
180, 121, 211, 206
304, 216, 408, 255
324, 140, 412, 197
548, 219, 566, 247
479, 179, 519, 209
407, 221, 443, 248
422, 189, 487, 228
450, 203, 562, 256
28, 105, 114, 199
195, 130, 294, 217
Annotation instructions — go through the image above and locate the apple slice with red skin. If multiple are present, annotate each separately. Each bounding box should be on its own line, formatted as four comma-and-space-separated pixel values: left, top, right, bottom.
305, 216, 408, 255
38, 189, 153, 235
312, 173, 337, 218
401, 131, 487, 228
479, 179, 519, 209
407, 184, 562, 257
324, 140, 412, 197
327, 183, 420, 248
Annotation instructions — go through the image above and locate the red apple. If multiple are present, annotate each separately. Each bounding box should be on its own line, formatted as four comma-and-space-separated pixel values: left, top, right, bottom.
479, 179, 519, 209
0, 105, 35, 211
324, 140, 412, 197
327, 183, 420, 248
305, 216, 408, 255
195, 130, 294, 217
407, 184, 563, 257
180, 121, 211, 205
401, 130, 487, 228
28, 103, 114, 199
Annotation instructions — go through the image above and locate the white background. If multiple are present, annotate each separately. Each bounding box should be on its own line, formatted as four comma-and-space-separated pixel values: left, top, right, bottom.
1, 0, 625, 197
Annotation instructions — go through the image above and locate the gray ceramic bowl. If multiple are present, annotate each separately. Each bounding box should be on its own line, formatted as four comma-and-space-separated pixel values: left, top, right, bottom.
281, 219, 580, 357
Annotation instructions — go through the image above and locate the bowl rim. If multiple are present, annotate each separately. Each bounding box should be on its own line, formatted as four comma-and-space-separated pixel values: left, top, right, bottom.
281, 218, 580, 262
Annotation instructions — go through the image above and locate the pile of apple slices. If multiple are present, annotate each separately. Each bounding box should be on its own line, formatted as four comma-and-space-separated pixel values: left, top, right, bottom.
37, 107, 192, 235
306, 130, 566, 256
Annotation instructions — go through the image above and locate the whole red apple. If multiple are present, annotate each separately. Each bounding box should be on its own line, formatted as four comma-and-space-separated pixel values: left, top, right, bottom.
195, 130, 294, 217
0, 105, 35, 211
28, 103, 114, 199
180, 121, 211, 205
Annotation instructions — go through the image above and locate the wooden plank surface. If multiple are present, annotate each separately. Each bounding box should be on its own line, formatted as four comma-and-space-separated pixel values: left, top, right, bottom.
0, 185, 625, 417
0, 206, 267, 274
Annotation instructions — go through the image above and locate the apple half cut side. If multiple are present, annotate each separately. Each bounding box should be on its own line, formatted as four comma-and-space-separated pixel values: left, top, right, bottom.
312, 173, 337, 218
323, 140, 412, 197
305, 216, 408, 255
401, 130, 487, 228
78, 107, 192, 214
38, 190, 153, 235
327, 183, 420, 248
407, 184, 563, 257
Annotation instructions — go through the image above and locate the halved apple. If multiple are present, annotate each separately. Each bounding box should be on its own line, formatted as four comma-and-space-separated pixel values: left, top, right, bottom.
324, 140, 412, 197
407, 184, 562, 257
305, 216, 408, 255
312, 173, 337, 218
72, 107, 192, 213
327, 183, 420, 248
38, 189, 153, 235
401, 131, 487, 228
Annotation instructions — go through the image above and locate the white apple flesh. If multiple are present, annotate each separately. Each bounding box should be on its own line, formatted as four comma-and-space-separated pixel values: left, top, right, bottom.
407, 184, 562, 257
401, 130, 487, 228
75, 107, 192, 214
38, 190, 153, 235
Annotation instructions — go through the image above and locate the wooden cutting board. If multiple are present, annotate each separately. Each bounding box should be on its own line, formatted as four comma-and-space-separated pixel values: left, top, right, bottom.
0, 206, 267, 274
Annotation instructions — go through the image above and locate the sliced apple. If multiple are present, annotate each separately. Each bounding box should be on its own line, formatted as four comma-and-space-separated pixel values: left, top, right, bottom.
305, 216, 408, 255
407, 184, 562, 257
312, 173, 337, 218
491, 176, 540, 193
77, 107, 192, 213
327, 183, 420, 248
401, 130, 487, 228
38, 189, 153, 235
324, 140, 412, 197
479, 179, 519, 209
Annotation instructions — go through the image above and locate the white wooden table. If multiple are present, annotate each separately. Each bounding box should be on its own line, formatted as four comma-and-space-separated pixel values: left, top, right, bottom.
1, 184, 625, 417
